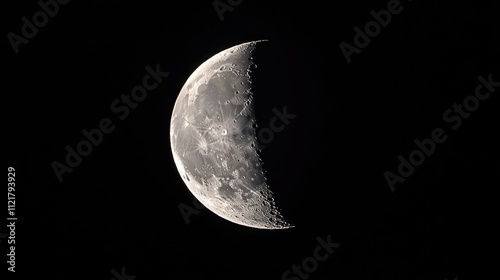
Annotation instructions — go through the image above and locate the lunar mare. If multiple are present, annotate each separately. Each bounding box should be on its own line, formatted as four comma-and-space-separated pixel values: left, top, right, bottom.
170, 41, 293, 229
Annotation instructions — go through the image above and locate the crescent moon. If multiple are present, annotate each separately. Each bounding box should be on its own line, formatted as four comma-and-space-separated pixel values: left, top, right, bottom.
170, 41, 294, 229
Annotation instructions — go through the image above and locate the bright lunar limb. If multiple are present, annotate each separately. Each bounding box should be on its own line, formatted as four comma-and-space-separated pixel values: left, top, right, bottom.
170, 40, 294, 229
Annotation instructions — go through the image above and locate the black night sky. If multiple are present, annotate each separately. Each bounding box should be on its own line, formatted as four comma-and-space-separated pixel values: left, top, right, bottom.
5, 0, 499, 280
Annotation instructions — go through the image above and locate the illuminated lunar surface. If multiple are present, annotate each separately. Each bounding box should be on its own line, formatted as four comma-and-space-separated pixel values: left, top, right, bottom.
170, 41, 293, 229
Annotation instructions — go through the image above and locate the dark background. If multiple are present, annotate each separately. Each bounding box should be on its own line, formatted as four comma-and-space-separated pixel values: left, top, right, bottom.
4, 0, 499, 279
